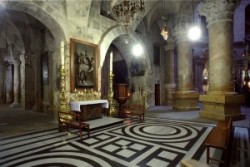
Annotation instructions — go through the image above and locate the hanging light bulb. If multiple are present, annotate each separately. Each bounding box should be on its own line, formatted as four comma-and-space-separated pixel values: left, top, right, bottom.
188, 0, 202, 41
132, 43, 143, 57
188, 24, 201, 41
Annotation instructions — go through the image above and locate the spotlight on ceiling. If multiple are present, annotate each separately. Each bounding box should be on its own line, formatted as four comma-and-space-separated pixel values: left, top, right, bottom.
188, 25, 201, 41
132, 43, 143, 57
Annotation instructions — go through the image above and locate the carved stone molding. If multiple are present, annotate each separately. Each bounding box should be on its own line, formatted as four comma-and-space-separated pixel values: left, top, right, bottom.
199, 0, 240, 25
164, 37, 175, 51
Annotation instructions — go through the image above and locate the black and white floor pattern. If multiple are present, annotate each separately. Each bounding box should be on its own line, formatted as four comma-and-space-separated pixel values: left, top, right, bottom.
0, 118, 229, 167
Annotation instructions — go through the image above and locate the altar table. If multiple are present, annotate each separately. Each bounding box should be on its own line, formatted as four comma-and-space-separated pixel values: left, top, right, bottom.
70, 100, 109, 121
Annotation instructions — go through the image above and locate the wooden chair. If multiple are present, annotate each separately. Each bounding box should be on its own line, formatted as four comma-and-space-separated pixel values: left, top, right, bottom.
58, 111, 90, 139
122, 103, 145, 122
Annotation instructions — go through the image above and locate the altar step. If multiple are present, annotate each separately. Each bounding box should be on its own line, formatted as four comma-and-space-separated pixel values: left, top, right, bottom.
85, 116, 124, 130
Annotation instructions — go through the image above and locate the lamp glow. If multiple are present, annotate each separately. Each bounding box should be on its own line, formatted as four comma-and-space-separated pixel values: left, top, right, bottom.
188, 25, 201, 41
132, 43, 143, 57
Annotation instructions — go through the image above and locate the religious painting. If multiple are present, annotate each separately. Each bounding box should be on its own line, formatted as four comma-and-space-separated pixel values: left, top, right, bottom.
70, 38, 98, 92
130, 58, 146, 76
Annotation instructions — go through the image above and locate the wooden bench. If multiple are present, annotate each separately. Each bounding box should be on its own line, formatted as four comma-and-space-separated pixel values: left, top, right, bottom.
122, 104, 145, 122
205, 118, 232, 166
58, 111, 90, 139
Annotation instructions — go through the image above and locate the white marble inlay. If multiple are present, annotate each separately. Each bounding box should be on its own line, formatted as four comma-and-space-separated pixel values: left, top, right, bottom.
97, 134, 110, 140
147, 158, 169, 167
112, 129, 123, 134
167, 141, 189, 148
116, 149, 136, 158
86, 117, 123, 129
102, 144, 120, 152
115, 139, 131, 146
130, 143, 146, 151
158, 150, 177, 160
143, 126, 177, 135
84, 138, 98, 144
52, 145, 79, 151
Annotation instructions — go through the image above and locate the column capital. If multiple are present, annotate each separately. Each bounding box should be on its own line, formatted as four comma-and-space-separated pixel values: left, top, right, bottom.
164, 37, 175, 51
199, 0, 240, 26
14, 57, 21, 65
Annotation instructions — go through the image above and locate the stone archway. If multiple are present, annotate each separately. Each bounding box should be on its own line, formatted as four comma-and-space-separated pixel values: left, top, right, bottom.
1, 1, 66, 113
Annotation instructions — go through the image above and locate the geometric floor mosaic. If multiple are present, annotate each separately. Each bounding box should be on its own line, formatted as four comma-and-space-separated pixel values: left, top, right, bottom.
0, 118, 214, 167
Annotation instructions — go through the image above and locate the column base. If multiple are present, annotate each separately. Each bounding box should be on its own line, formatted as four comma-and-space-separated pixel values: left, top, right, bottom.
9, 102, 21, 108
199, 94, 245, 121
173, 91, 199, 111
165, 84, 176, 105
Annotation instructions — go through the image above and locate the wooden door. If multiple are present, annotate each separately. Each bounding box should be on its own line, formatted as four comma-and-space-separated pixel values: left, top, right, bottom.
155, 84, 160, 105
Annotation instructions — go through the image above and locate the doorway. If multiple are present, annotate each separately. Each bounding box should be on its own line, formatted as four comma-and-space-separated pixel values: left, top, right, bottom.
155, 84, 160, 105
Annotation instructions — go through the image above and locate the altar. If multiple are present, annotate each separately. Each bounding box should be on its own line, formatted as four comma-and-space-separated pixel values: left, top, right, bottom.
70, 100, 109, 121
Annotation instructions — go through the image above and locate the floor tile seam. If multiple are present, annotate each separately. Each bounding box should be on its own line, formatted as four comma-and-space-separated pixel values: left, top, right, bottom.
0, 128, 58, 141
86, 122, 139, 136
1, 151, 111, 167
71, 140, 135, 167
88, 131, 189, 154
181, 127, 212, 161
0, 140, 71, 165
85, 135, 122, 149
0, 134, 79, 160
124, 145, 163, 167
0, 129, 62, 146
145, 117, 216, 127
0, 131, 74, 152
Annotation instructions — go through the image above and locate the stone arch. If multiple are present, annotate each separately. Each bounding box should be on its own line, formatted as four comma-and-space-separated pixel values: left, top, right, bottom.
98, 25, 152, 90
1, 1, 66, 112
3, 1, 66, 43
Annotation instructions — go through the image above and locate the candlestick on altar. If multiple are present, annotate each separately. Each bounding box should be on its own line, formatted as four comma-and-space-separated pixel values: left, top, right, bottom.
110, 51, 113, 74
61, 41, 64, 66
59, 41, 69, 113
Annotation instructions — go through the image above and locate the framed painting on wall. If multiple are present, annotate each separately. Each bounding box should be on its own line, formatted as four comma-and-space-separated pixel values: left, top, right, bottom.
70, 38, 98, 92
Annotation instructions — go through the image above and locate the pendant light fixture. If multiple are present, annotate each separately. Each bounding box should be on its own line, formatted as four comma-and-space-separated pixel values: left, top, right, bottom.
160, 0, 168, 41
188, 0, 201, 41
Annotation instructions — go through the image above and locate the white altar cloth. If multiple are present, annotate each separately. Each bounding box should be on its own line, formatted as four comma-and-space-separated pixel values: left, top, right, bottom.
70, 99, 109, 112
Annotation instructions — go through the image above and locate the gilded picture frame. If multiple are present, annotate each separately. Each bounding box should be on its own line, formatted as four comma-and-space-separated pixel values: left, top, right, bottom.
70, 38, 98, 92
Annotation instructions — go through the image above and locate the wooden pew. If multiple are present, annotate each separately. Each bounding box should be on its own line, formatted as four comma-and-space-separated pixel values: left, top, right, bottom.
205, 118, 232, 167
58, 111, 90, 139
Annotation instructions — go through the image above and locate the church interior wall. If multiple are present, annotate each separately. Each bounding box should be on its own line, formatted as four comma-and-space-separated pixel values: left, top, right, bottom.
0, 0, 249, 118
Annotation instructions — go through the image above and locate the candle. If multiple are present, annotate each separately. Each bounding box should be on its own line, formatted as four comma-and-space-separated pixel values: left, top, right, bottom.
61, 41, 64, 65
110, 51, 113, 74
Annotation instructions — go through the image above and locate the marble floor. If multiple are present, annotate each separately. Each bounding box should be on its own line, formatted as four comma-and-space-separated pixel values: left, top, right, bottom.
0, 105, 250, 167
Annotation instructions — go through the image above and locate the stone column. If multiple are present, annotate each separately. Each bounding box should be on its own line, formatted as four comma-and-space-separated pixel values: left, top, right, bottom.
172, 25, 199, 111
164, 38, 176, 105
199, 0, 244, 120
10, 57, 21, 107
5, 62, 13, 103
0, 59, 4, 103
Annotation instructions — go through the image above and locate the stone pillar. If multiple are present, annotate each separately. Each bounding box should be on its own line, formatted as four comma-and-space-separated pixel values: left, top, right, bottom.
199, 0, 244, 120
172, 25, 199, 111
10, 57, 21, 107
164, 38, 176, 105
0, 60, 4, 103
5, 62, 13, 103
